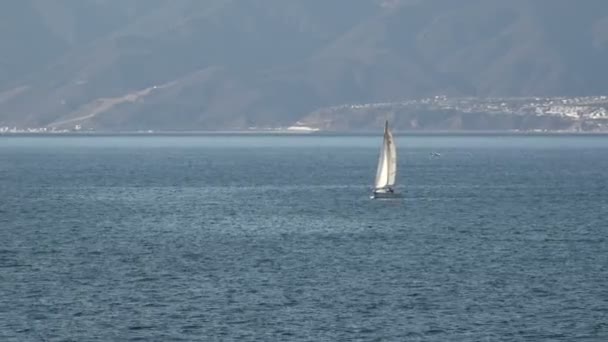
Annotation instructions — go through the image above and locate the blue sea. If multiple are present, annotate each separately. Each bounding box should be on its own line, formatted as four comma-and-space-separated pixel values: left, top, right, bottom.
1, 135, 607, 341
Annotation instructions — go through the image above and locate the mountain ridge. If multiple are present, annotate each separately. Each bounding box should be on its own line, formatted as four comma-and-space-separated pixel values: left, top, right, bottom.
1, 0, 607, 131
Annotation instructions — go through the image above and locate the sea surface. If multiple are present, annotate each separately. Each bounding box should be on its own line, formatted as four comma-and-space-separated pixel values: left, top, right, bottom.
1, 135, 607, 341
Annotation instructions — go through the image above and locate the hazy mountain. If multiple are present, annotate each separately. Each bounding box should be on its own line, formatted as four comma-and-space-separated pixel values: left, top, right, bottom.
1, 0, 607, 130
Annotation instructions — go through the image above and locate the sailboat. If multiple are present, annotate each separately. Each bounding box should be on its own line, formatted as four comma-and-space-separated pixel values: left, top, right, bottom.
371, 120, 398, 199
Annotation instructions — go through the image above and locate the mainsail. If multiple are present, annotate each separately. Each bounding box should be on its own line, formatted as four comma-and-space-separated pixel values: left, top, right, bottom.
373, 121, 397, 190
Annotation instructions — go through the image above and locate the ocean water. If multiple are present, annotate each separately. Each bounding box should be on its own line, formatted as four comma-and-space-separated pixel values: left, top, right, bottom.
1, 135, 607, 341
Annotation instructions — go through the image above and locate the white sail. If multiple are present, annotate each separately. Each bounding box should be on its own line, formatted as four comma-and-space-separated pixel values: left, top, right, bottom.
386, 126, 397, 186
374, 121, 397, 190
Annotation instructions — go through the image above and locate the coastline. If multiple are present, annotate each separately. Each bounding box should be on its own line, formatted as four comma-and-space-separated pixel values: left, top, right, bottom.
2, 130, 608, 137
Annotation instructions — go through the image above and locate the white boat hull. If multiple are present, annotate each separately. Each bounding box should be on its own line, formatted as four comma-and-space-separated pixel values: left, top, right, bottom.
370, 189, 401, 199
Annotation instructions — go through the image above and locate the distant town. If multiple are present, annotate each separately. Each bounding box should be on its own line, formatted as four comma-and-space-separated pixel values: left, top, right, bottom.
312, 95, 608, 121
297, 95, 608, 132
0, 125, 80, 134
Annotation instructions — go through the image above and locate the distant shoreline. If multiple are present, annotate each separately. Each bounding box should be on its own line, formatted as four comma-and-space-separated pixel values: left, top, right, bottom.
2, 130, 608, 137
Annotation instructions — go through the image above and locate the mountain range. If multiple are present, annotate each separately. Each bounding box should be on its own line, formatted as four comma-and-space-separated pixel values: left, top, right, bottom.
1, 0, 608, 131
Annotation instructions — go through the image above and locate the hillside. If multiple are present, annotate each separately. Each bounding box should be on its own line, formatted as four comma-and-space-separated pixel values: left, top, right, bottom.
1, 0, 608, 131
